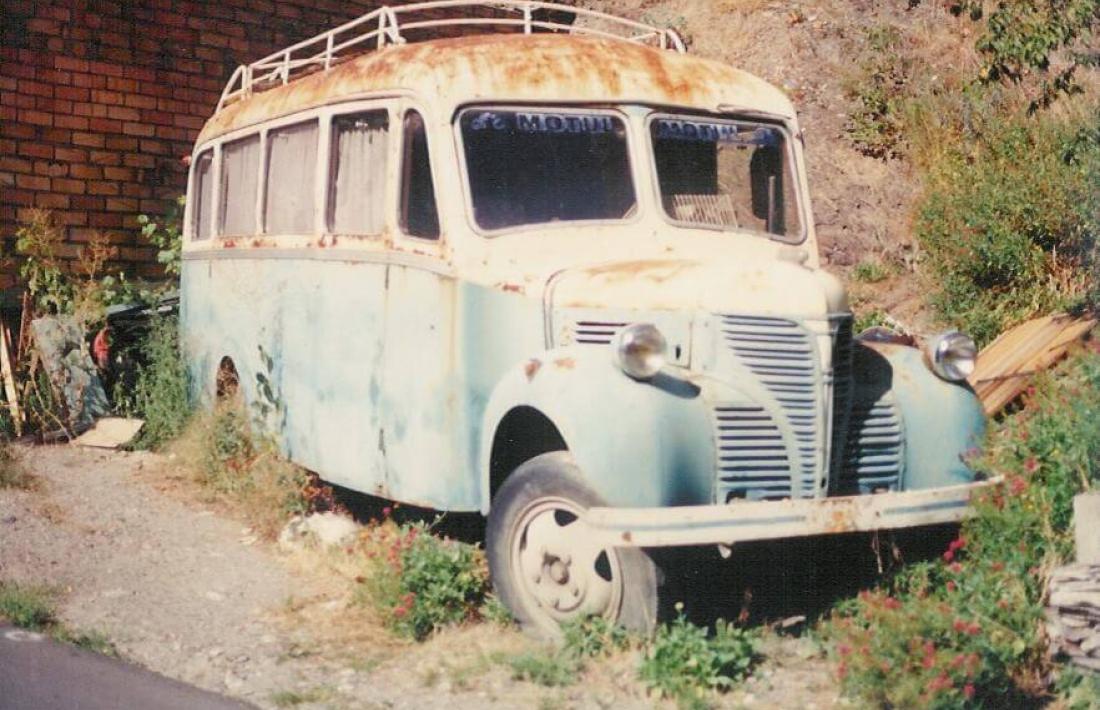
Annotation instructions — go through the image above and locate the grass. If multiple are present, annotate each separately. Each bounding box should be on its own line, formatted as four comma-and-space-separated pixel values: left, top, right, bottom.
0, 441, 36, 490
506, 649, 581, 687
0, 581, 117, 656
270, 686, 333, 707
851, 259, 891, 284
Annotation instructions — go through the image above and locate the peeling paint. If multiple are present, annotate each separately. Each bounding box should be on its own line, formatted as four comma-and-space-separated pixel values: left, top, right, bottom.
524, 358, 542, 381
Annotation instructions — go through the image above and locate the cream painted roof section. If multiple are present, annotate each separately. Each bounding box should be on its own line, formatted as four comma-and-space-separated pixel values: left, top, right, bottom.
196, 34, 794, 145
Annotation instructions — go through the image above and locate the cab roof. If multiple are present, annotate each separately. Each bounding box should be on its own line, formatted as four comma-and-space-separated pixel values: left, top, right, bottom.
195, 33, 795, 145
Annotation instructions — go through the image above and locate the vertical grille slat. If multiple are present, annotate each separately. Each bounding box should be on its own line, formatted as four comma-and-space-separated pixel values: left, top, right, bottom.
711, 405, 793, 501
718, 315, 830, 498
834, 393, 905, 494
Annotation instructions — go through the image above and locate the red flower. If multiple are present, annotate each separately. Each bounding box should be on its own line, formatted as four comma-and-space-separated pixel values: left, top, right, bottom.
949, 562, 963, 574
838, 643, 852, 657
991, 562, 1004, 572
943, 549, 955, 562
382, 506, 392, 518
953, 619, 968, 633
946, 580, 957, 592
884, 597, 902, 610
837, 662, 848, 680
392, 604, 407, 618
967, 622, 981, 636
922, 654, 936, 670
964, 683, 975, 699
1023, 457, 1038, 474
1009, 476, 1027, 496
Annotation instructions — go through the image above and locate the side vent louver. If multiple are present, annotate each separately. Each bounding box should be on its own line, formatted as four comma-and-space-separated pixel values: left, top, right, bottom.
570, 321, 627, 345
712, 405, 792, 501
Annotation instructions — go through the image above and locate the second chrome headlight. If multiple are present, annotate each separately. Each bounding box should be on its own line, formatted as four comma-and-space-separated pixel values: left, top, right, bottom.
926, 330, 977, 382
614, 323, 667, 380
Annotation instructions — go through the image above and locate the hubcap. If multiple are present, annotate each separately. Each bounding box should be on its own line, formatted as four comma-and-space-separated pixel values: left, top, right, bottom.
511, 497, 622, 622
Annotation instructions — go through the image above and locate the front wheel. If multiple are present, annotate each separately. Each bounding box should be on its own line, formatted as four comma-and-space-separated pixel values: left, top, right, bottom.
486, 452, 659, 636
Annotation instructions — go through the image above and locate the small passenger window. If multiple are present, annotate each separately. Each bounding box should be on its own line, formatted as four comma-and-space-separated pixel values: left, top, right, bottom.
192, 150, 213, 240
400, 110, 440, 240
265, 120, 318, 234
220, 134, 260, 236
329, 111, 389, 235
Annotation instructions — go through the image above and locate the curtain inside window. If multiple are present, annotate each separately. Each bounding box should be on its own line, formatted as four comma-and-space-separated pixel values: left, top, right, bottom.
265, 121, 318, 234
329, 111, 389, 235
221, 135, 260, 236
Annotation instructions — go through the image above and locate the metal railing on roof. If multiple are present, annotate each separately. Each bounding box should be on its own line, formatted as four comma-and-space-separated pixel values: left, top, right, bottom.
215, 1, 686, 111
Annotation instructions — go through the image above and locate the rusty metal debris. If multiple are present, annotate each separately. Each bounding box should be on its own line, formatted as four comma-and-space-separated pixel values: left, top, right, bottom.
968, 313, 1097, 416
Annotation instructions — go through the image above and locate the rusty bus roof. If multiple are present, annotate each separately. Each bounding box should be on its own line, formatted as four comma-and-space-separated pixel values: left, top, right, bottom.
196, 34, 795, 145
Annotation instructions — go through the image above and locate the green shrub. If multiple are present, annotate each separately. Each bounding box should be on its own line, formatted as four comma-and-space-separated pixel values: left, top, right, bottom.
0, 582, 56, 630
131, 315, 192, 449
562, 615, 632, 658
852, 259, 891, 284
845, 25, 912, 158
639, 605, 760, 707
506, 650, 580, 687
915, 110, 1100, 345
823, 350, 1100, 707
361, 521, 491, 640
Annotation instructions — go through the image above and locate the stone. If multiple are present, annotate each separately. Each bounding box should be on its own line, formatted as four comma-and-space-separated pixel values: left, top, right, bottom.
278, 512, 359, 551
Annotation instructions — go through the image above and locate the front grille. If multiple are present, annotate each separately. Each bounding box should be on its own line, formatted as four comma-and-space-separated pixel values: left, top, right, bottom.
835, 393, 904, 494
718, 315, 820, 497
712, 405, 792, 501
569, 320, 626, 345
829, 316, 854, 483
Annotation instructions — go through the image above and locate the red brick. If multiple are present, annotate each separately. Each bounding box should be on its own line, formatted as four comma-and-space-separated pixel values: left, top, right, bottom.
55, 115, 90, 130
71, 195, 105, 210
88, 61, 124, 78
17, 142, 53, 159
106, 105, 140, 121
102, 166, 133, 181
88, 117, 123, 133
71, 72, 106, 89
70, 164, 102, 179
0, 76, 17, 91
105, 197, 138, 212
54, 149, 88, 165
19, 109, 52, 126
41, 128, 72, 144
26, 18, 62, 34
72, 132, 105, 148
90, 89, 123, 105
90, 150, 122, 165
35, 192, 70, 209
54, 56, 90, 73
17, 79, 53, 98
34, 160, 68, 177
125, 94, 157, 110
56, 85, 90, 101
53, 210, 88, 226
0, 156, 32, 172
105, 135, 138, 151
124, 153, 156, 169
1, 122, 36, 139
35, 69, 71, 85
88, 180, 120, 196
52, 178, 86, 194
90, 211, 123, 226
7, 189, 34, 206
16, 173, 50, 190
123, 121, 155, 137
105, 76, 137, 93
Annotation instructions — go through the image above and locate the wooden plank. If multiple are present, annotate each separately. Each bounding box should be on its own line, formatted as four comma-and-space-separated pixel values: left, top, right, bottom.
0, 318, 22, 437
968, 314, 1097, 416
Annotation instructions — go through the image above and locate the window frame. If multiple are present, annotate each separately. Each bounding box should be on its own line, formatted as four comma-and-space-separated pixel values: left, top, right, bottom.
187, 148, 215, 241
452, 104, 642, 238
397, 107, 442, 243
644, 111, 808, 245
217, 132, 263, 238
262, 117, 321, 237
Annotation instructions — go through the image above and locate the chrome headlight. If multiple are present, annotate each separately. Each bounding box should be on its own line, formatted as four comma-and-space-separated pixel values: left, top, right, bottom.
614, 323, 667, 380
926, 330, 977, 382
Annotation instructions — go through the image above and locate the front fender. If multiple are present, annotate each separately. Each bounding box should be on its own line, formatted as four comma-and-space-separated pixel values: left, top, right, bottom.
857, 342, 986, 490
478, 346, 715, 513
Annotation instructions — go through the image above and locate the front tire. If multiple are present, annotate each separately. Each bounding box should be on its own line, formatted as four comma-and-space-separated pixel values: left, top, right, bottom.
486, 452, 659, 636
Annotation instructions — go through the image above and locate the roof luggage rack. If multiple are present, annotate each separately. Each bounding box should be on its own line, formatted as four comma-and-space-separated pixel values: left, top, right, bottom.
216, 1, 686, 111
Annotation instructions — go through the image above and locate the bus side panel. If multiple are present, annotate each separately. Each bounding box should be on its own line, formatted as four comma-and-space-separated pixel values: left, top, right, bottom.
180, 255, 388, 495
380, 265, 463, 508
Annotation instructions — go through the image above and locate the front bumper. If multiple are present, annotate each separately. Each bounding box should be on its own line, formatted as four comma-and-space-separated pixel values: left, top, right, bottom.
583, 478, 1000, 548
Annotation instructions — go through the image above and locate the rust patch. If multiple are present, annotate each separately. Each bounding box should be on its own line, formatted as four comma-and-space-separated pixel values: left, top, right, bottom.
497, 282, 522, 293
222, 239, 236, 248
621, 530, 632, 543
524, 358, 542, 382
825, 508, 854, 533
553, 357, 575, 370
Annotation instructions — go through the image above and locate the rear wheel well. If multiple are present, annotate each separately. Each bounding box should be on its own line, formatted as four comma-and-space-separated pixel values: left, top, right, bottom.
489, 406, 567, 500
216, 356, 239, 399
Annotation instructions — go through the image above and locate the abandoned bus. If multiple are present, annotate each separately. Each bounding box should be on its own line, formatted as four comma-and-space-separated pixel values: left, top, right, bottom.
181, 2, 989, 634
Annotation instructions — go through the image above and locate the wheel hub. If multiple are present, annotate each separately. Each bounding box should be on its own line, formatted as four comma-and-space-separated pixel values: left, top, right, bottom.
512, 498, 622, 622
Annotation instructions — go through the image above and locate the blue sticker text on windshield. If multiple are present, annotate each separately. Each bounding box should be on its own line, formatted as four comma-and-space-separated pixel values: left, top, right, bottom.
654, 119, 778, 146
468, 111, 617, 135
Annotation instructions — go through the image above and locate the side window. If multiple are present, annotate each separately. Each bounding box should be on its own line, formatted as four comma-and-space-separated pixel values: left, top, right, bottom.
219, 134, 260, 236
191, 150, 213, 240
265, 120, 318, 234
329, 111, 389, 235
400, 110, 440, 240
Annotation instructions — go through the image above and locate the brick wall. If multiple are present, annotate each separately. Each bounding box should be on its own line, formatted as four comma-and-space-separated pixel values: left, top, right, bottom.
0, 0, 412, 290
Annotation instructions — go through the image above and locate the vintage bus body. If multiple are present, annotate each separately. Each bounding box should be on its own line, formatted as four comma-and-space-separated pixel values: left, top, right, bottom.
181, 2, 989, 632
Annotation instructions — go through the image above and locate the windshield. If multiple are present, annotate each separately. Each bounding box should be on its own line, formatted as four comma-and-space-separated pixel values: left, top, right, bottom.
650, 116, 802, 241
460, 109, 637, 231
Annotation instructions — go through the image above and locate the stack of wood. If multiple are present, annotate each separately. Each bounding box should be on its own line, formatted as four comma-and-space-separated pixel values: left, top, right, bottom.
1047, 564, 1100, 671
